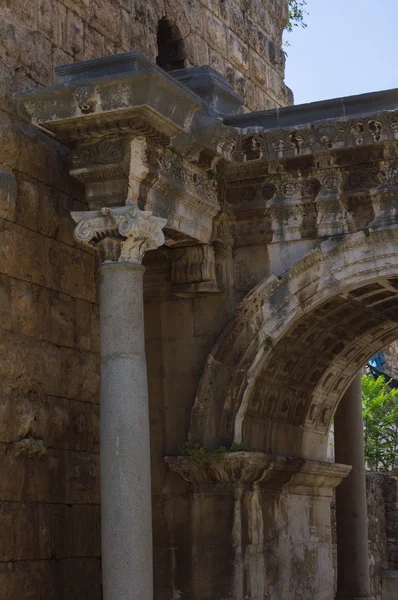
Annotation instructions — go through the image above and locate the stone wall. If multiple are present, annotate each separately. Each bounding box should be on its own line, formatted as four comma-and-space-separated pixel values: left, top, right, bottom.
383, 341, 398, 380
0, 0, 292, 120
332, 473, 398, 600
0, 2, 291, 597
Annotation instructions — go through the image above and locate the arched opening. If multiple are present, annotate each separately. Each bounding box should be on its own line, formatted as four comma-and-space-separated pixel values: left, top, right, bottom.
189, 227, 398, 461
156, 17, 186, 72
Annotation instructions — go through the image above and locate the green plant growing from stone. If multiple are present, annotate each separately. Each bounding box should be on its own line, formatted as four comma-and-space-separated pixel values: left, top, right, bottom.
179, 441, 248, 466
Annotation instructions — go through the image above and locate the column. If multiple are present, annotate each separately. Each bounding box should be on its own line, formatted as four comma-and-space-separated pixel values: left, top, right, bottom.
334, 374, 373, 600
72, 204, 166, 600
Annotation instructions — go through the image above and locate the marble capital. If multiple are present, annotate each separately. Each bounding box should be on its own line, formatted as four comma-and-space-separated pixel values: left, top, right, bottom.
71, 203, 167, 264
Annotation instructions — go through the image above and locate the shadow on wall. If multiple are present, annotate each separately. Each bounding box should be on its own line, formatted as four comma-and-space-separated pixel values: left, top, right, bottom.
156, 17, 186, 72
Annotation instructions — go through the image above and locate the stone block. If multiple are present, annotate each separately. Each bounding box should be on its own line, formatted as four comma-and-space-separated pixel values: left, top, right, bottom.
45, 237, 96, 303
59, 347, 100, 402
15, 174, 39, 231
0, 559, 57, 599
10, 278, 50, 340
31, 31, 53, 86
192, 295, 229, 336
164, 335, 215, 377
3, 0, 38, 29
52, 46, 72, 84
205, 12, 227, 56
0, 220, 46, 286
233, 244, 270, 295
250, 51, 268, 86
0, 166, 16, 222
12, 502, 51, 560
0, 443, 26, 501
0, 336, 60, 397
161, 298, 194, 339
83, 25, 106, 61
38, 0, 66, 46
185, 34, 209, 67
49, 290, 76, 347
227, 31, 248, 73
208, 47, 225, 75
65, 8, 84, 59
60, 557, 102, 599
0, 502, 14, 560
90, 302, 100, 354
65, 450, 100, 504
89, 0, 121, 41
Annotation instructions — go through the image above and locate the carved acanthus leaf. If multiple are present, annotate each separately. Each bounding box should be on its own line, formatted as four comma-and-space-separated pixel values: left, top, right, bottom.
71, 204, 167, 264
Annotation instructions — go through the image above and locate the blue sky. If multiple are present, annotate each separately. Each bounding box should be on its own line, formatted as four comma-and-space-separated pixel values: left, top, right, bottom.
284, 0, 397, 106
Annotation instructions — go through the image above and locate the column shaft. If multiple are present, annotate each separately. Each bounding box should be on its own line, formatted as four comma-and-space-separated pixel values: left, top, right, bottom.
100, 261, 153, 600
335, 374, 372, 600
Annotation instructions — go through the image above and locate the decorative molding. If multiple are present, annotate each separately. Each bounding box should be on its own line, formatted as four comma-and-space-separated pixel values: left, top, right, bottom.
71, 204, 167, 264
165, 452, 351, 493
171, 244, 221, 296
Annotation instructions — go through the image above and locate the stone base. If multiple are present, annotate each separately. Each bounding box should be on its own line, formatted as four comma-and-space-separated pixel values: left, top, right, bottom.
383, 570, 398, 600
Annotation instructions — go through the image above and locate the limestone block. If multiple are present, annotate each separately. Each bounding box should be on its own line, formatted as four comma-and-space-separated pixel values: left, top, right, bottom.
88, 0, 121, 41
12, 502, 50, 560
205, 12, 228, 56
201, 0, 220, 16
233, 244, 270, 296
0, 165, 16, 222
59, 347, 100, 402
90, 302, 100, 353
0, 444, 26, 501
250, 51, 268, 86
83, 25, 107, 61
192, 295, 229, 336
38, 0, 66, 47
185, 34, 209, 67
0, 220, 46, 285
65, 8, 84, 59
2, 0, 38, 29
209, 47, 226, 75
74, 297, 92, 351
58, 557, 102, 599
226, 62, 246, 97
0, 502, 13, 560
31, 31, 53, 86
65, 450, 100, 504
219, 0, 245, 38
49, 290, 75, 347
0, 337, 60, 396
10, 278, 50, 340
165, 336, 216, 378
52, 46, 71, 84
45, 238, 96, 303
228, 31, 249, 73
161, 298, 194, 340
60, 0, 93, 20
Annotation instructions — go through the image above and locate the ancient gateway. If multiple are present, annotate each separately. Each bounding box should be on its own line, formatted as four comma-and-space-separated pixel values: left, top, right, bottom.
1, 1, 398, 599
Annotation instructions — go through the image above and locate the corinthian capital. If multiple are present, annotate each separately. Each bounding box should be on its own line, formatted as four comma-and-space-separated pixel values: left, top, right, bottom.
71, 204, 167, 264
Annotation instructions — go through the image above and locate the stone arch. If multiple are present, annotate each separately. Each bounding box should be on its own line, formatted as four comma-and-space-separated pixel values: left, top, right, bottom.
156, 17, 186, 72
189, 227, 398, 460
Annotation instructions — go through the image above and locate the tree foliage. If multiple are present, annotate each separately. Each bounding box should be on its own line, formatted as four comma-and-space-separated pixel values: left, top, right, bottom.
286, 0, 308, 32
362, 374, 398, 472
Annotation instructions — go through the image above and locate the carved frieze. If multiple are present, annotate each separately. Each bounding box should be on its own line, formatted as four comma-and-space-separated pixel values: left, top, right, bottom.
170, 244, 220, 296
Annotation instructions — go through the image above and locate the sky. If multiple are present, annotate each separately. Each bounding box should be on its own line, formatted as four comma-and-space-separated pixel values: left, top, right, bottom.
283, 0, 397, 106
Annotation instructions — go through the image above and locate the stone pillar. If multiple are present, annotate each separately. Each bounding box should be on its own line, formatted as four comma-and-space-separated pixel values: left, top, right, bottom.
72, 204, 166, 600
335, 374, 373, 600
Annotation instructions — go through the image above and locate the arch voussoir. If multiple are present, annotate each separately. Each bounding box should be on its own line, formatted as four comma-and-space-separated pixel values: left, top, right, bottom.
189, 227, 398, 460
